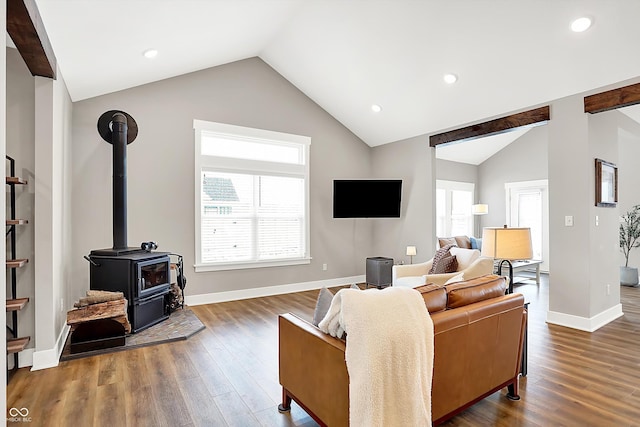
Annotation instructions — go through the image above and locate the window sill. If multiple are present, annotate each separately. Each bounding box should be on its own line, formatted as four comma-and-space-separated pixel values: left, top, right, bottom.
195, 257, 312, 272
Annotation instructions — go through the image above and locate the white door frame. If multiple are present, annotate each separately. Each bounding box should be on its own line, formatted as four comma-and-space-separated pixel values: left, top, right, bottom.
505, 179, 549, 272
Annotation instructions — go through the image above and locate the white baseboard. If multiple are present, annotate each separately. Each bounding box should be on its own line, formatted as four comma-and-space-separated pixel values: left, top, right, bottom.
546, 303, 623, 332
185, 275, 365, 306
18, 348, 34, 369
31, 323, 70, 371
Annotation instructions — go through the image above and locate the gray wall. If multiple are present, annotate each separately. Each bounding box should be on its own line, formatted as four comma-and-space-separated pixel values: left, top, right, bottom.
477, 125, 548, 230
71, 57, 373, 299
547, 91, 619, 321
371, 135, 436, 264
435, 158, 478, 184
6, 47, 35, 352
33, 67, 74, 369
618, 116, 640, 269
587, 109, 622, 316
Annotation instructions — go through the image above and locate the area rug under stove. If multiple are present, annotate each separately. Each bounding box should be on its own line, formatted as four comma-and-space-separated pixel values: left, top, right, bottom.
60, 307, 205, 361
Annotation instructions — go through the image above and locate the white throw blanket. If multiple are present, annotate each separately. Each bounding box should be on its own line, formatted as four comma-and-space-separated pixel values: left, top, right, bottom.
318, 287, 434, 426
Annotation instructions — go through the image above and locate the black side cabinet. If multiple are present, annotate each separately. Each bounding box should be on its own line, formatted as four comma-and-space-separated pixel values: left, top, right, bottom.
365, 257, 393, 288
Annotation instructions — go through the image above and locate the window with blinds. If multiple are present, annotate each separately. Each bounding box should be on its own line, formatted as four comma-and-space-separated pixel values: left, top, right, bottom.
436, 180, 475, 238
194, 120, 311, 272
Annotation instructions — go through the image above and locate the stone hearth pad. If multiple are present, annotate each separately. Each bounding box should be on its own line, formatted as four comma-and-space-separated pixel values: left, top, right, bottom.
60, 307, 205, 361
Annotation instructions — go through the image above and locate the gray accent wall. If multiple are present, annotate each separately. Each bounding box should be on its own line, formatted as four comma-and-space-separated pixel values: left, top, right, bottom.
33, 67, 73, 369
618, 116, 640, 270
477, 125, 548, 230
547, 91, 619, 323
71, 57, 372, 299
435, 158, 478, 184
6, 47, 35, 353
371, 135, 436, 264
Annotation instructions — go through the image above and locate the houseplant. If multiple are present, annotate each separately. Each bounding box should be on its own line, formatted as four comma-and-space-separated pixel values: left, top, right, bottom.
620, 205, 640, 286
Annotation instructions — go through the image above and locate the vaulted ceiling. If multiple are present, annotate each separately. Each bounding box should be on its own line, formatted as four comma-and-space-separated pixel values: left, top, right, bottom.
31, 0, 640, 147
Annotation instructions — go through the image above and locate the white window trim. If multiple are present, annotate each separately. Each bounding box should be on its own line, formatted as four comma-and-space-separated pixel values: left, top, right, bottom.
194, 120, 311, 272
436, 179, 475, 237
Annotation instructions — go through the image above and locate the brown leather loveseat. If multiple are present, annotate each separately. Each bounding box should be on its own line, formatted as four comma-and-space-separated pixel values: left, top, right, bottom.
278, 274, 527, 426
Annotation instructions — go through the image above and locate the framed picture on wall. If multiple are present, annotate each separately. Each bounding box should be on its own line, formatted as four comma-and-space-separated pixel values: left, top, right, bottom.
595, 158, 617, 207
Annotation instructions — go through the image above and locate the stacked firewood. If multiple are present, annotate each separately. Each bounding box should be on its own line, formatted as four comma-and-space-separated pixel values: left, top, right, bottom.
66, 290, 131, 334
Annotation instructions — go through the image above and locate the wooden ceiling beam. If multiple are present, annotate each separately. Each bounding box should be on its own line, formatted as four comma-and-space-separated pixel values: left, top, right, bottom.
429, 106, 550, 147
7, 0, 57, 79
584, 82, 640, 114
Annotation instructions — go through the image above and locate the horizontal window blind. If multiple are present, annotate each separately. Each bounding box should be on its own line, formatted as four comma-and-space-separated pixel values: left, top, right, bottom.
194, 120, 310, 271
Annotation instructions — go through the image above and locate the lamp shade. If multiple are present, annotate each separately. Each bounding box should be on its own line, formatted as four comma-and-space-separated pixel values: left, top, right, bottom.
472, 204, 489, 215
481, 227, 532, 260
406, 246, 417, 256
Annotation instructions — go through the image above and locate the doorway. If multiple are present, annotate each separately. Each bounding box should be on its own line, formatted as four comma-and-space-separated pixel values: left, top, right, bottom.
505, 180, 549, 271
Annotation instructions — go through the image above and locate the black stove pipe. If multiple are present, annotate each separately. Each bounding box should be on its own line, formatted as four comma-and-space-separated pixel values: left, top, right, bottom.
111, 112, 128, 250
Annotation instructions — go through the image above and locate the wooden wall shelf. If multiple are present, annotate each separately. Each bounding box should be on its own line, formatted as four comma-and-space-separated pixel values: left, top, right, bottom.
6, 259, 28, 269
7, 337, 30, 354
6, 298, 29, 312
6, 177, 27, 185
6, 156, 31, 376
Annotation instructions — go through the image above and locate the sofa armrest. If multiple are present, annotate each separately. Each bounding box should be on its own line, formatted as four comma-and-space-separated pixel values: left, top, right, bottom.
422, 257, 495, 287
462, 257, 494, 279
422, 272, 459, 286
278, 313, 349, 426
429, 293, 526, 423
392, 260, 432, 281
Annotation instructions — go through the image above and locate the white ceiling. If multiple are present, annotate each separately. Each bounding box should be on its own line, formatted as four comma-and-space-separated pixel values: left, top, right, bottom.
33, 0, 640, 148
435, 128, 532, 166
620, 105, 640, 124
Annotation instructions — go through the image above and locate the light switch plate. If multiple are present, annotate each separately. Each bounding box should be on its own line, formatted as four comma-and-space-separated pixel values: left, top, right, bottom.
565, 215, 574, 226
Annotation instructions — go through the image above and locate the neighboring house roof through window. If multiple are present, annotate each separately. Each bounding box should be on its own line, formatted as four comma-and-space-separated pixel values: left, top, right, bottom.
202, 177, 239, 203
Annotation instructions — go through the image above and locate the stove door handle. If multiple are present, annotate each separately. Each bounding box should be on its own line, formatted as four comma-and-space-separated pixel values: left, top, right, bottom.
84, 255, 101, 267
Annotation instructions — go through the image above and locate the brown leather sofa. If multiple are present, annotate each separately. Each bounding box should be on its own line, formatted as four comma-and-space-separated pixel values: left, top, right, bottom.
278, 274, 527, 426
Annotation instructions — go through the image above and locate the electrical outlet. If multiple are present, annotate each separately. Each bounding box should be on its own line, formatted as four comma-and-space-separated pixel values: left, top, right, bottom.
564, 215, 574, 227
595, 215, 599, 226
322, 263, 328, 271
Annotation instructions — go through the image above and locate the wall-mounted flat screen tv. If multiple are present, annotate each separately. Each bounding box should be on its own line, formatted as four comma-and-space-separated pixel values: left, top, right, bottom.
333, 180, 402, 218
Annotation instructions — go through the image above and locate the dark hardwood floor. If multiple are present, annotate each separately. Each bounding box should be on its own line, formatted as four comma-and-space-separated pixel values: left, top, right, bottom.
7, 274, 640, 426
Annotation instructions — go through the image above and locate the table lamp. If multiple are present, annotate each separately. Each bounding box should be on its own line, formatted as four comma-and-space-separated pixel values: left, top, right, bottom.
481, 226, 532, 293
406, 246, 417, 264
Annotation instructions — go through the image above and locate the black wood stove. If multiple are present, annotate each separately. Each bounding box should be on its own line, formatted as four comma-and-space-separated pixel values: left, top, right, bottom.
85, 111, 170, 333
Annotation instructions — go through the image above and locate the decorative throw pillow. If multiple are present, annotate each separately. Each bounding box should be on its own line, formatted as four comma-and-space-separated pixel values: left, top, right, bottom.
438, 237, 458, 248
312, 287, 334, 326
454, 236, 472, 249
429, 244, 456, 274
431, 254, 458, 274
470, 237, 483, 250
470, 236, 478, 249
312, 284, 360, 326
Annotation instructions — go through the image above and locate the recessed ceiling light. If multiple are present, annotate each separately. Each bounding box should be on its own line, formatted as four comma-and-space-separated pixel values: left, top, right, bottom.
443, 73, 458, 84
371, 104, 382, 113
143, 49, 158, 59
571, 17, 592, 32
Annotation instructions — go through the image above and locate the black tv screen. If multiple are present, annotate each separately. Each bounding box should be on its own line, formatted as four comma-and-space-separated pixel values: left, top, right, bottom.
333, 180, 402, 218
